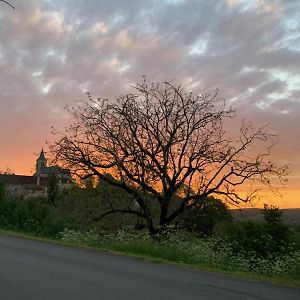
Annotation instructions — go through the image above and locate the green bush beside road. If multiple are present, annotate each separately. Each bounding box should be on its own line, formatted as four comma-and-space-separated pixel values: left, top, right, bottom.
0, 182, 299, 286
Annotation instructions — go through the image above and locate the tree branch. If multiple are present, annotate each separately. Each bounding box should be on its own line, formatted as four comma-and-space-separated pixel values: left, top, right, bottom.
0, 0, 15, 9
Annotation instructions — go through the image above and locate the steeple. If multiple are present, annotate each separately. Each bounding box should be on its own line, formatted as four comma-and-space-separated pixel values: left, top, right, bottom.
38, 149, 46, 160
36, 149, 47, 175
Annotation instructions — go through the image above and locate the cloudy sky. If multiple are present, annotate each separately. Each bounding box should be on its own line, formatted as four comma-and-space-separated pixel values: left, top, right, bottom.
0, 0, 299, 207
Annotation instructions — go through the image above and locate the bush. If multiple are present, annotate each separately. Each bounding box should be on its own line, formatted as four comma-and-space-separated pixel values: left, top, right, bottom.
0, 196, 71, 237
213, 220, 291, 259
214, 206, 292, 260
178, 197, 232, 236
0, 182, 5, 201
290, 230, 300, 251
57, 227, 300, 279
57, 181, 139, 232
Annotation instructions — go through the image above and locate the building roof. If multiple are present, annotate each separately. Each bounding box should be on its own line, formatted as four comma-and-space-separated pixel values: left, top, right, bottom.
33, 166, 71, 179
0, 174, 36, 185
41, 166, 71, 175
0, 174, 72, 186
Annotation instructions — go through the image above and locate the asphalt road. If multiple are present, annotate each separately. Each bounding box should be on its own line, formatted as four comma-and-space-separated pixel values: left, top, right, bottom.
0, 235, 299, 300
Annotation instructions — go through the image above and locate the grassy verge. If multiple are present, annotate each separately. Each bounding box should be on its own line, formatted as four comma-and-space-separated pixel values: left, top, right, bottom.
0, 228, 299, 288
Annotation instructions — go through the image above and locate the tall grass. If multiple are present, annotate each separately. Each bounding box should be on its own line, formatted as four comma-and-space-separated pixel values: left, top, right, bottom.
58, 227, 300, 281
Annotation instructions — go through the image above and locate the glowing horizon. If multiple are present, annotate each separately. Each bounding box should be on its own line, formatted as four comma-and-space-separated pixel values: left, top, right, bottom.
0, 0, 299, 208
1, 147, 298, 209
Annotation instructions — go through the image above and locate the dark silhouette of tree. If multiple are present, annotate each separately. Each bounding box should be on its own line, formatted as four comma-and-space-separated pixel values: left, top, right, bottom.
0, 182, 5, 201
47, 173, 59, 206
177, 196, 232, 236
261, 204, 283, 224
50, 79, 288, 234
0, 0, 15, 9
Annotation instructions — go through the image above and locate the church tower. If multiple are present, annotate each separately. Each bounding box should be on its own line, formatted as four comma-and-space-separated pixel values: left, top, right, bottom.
36, 149, 47, 176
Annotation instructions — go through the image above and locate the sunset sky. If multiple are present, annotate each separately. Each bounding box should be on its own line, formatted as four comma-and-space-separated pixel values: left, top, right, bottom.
0, 0, 299, 208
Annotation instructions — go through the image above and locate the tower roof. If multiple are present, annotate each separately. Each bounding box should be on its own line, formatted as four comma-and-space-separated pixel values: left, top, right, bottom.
37, 149, 46, 160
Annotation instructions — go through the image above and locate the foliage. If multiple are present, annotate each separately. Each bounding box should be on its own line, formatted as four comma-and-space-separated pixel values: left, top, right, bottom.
0, 181, 299, 281
261, 204, 283, 224
56, 177, 140, 231
213, 220, 291, 259
0, 195, 70, 237
177, 196, 232, 236
213, 206, 292, 259
291, 230, 300, 251
47, 173, 60, 206
0, 182, 5, 201
58, 227, 300, 280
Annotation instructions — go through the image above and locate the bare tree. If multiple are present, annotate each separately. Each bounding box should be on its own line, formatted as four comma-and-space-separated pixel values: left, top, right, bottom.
50, 79, 288, 234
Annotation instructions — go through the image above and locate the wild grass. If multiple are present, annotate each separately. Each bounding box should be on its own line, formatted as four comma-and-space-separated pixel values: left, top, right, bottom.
1, 226, 299, 287
57, 227, 300, 284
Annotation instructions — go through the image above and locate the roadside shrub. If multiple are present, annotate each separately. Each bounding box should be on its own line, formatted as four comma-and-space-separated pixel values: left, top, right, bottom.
57, 226, 300, 279
57, 182, 139, 232
290, 230, 300, 251
0, 196, 71, 237
178, 197, 232, 236
0, 182, 5, 201
213, 220, 291, 259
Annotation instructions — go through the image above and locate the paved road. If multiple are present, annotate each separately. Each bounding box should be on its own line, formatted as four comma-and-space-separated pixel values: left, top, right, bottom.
0, 235, 299, 300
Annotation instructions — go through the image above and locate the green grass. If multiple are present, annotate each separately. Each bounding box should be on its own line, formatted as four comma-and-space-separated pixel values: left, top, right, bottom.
107, 241, 191, 261
1, 228, 300, 288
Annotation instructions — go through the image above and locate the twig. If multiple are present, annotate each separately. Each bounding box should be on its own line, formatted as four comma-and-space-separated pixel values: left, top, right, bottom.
0, 0, 15, 9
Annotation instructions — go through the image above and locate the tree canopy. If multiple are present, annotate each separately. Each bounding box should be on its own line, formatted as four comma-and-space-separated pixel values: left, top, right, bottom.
51, 79, 288, 234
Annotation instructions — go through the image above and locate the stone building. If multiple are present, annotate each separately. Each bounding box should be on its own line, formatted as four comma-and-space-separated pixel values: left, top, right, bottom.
34, 149, 71, 182
0, 149, 73, 198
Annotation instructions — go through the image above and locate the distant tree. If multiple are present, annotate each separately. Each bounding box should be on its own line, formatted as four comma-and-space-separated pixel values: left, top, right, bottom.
261, 204, 283, 224
51, 79, 288, 235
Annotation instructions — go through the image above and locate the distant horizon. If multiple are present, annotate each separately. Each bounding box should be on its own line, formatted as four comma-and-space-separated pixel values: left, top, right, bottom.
1, 149, 299, 209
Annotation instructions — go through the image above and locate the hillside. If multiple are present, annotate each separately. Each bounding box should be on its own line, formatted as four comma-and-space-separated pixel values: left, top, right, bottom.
231, 208, 300, 226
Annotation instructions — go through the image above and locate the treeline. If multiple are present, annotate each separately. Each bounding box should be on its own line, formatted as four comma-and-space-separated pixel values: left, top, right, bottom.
0, 179, 300, 263
0, 177, 236, 236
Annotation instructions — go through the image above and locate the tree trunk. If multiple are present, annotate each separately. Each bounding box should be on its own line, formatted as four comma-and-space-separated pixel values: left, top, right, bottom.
159, 202, 169, 228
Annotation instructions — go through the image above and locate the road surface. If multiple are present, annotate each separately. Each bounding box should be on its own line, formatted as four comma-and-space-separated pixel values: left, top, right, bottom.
0, 234, 299, 300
